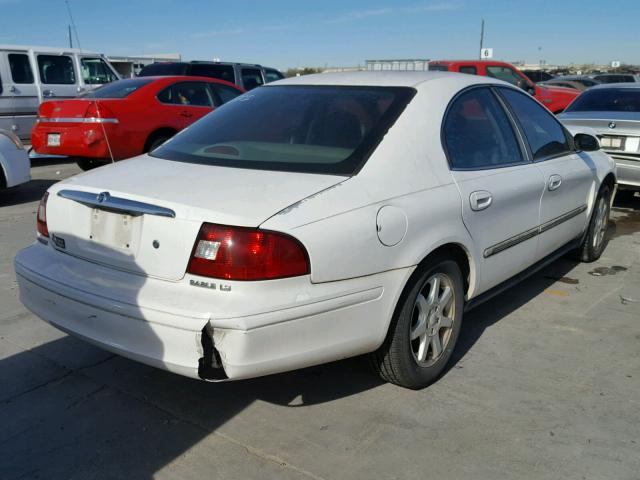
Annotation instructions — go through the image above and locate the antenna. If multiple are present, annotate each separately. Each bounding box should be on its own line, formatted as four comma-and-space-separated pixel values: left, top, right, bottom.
64, 0, 82, 51
479, 19, 484, 59
68, 25, 73, 48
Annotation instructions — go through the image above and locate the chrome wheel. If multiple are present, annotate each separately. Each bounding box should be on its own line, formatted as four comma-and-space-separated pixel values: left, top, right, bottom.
409, 273, 456, 366
592, 196, 609, 250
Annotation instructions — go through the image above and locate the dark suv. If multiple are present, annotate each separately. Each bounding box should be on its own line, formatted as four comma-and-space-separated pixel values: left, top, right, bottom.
139, 61, 284, 90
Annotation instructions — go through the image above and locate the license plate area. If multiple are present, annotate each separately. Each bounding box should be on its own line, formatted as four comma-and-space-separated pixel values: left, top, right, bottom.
600, 135, 625, 151
90, 208, 134, 250
47, 133, 61, 147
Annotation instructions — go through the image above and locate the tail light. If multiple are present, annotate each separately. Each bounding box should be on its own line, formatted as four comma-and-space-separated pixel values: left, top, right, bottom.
36, 192, 49, 237
85, 102, 118, 123
187, 223, 310, 281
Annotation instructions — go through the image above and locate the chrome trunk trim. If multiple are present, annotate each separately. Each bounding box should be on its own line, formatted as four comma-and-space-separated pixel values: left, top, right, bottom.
57, 190, 176, 218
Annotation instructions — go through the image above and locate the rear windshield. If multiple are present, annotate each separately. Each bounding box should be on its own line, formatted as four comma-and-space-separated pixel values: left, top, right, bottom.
151, 85, 415, 175
82, 78, 153, 98
566, 88, 640, 113
139, 63, 187, 76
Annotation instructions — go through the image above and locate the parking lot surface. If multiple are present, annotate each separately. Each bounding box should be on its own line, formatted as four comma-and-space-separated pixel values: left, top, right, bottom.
1, 160, 639, 480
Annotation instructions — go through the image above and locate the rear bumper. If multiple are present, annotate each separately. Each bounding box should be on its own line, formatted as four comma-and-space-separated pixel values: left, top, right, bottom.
609, 154, 640, 188
15, 243, 411, 380
31, 123, 114, 160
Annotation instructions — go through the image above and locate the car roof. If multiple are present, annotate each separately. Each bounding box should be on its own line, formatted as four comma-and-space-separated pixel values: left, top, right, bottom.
590, 82, 640, 90
129, 75, 243, 90
0, 44, 102, 55
270, 70, 506, 89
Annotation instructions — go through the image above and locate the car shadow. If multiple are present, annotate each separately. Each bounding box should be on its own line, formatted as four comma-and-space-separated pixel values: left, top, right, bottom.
0, 178, 59, 207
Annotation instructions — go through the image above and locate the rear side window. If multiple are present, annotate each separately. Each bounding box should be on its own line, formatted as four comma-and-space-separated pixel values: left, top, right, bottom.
9, 54, 34, 84
37, 55, 76, 84
189, 64, 235, 84
82, 78, 152, 98
264, 68, 284, 83
81, 57, 118, 85
444, 87, 524, 170
210, 84, 242, 105
486, 66, 525, 88
157, 81, 213, 107
499, 88, 570, 160
241, 68, 264, 90
139, 63, 187, 76
459, 66, 477, 75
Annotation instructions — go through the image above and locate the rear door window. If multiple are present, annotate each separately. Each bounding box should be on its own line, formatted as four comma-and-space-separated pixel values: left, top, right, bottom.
459, 66, 477, 75
37, 55, 76, 84
189, 64, 236, 84
241, 68, 264, 90
486, 66, 525, 87
498, 87, 570, 160
157, 81, 213, 107
80, 57, 118, 84
264, 68, 284, 83
443, 87, 524, 169
9, 53, 34, 84
209, 84, 242, 105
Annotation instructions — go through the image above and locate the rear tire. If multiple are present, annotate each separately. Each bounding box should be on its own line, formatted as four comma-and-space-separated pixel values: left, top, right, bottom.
578, 184, 611, 262
370, 255, 464, 389
75, 158, 104, 171
145, 135, 171, 153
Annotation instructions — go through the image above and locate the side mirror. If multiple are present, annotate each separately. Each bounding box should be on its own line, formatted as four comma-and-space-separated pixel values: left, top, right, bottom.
574, 133, 600, 152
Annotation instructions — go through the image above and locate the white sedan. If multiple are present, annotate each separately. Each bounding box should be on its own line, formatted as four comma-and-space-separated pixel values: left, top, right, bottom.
15, 72, 616, 389
0, 129, 30, 190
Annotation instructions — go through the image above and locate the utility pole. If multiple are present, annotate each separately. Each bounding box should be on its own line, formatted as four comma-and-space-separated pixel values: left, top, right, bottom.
68, 25, 73, 48
479, 19, 484, 59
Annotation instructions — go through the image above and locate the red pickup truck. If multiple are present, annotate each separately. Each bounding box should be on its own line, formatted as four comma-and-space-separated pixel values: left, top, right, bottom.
429, 60, 578, 113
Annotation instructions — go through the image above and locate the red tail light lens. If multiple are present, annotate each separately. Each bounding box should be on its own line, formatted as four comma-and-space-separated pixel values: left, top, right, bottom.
85, 102, 116, 121
187, 223, 310, 281
36, 192, 49, 237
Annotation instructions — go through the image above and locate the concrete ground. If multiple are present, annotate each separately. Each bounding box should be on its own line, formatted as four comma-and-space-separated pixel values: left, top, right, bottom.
1, 159, 639, 480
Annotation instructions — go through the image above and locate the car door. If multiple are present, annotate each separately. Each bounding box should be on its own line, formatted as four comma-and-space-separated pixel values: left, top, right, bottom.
156, 81, 215, 129
444, 86, 545, 294
35, 52, 80, 100
497, 87, 595, 258
208, 83, 242, 106
0, 50, 39, 141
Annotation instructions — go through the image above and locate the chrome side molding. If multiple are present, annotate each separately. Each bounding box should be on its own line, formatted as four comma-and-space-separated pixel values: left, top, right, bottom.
57, 190, 176, 218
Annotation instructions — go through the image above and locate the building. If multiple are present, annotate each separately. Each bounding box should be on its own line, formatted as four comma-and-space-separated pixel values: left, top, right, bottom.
107, 53, 182, 78
365, 59, 430, 71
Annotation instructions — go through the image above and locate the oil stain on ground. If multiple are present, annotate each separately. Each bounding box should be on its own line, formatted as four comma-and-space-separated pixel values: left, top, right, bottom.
589, 266, 628, 277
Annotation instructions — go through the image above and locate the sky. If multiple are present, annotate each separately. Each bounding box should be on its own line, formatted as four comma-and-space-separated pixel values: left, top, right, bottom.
1, 0, 639, 70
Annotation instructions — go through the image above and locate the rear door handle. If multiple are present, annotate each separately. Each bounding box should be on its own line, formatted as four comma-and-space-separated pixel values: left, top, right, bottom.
42, 89, 55, 98
548, 174, 562, 191
180, 110, 193, 117
469, 190, 493, 211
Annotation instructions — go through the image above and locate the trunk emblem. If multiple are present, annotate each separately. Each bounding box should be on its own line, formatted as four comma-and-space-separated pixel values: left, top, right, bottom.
97, 192, 110, 203
608, 122, 616, 129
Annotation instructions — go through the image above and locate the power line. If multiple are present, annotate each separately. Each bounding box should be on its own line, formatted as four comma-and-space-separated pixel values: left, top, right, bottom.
64, 0, 82, 51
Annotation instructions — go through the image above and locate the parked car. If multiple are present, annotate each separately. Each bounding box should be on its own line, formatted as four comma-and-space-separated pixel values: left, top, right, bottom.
559, 83, 640, 190
429, 60, 579, 113
15, 71, 616, 389
0, 128, 30, 190
138, 61, 284, 90
31, 76, 244, 170
522, 70, 555, 83
0, 44, 120, 143
540, 76, 600, 91
592, 73, 639, 84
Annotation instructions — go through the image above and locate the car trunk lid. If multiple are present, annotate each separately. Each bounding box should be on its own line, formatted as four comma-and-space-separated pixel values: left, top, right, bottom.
45, 155, 346, 281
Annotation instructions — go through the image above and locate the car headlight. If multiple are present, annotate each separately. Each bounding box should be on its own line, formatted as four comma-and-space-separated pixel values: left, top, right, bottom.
0, 129, 24, 150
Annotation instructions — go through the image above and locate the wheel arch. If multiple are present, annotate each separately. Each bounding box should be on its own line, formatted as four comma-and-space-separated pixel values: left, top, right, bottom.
144, 127, 178, 153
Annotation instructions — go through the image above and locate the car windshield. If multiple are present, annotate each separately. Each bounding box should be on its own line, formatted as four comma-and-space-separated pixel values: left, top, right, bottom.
81, 78, 153, 98
566, 88, 640, 113
151, 85, 415, 175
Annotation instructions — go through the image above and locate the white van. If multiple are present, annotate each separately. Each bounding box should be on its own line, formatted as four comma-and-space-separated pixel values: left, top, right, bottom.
0, 45, 120, 142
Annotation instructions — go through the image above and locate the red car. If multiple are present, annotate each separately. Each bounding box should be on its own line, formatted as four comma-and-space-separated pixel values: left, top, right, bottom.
32, 76, 244, 170
428, 60, 578, 114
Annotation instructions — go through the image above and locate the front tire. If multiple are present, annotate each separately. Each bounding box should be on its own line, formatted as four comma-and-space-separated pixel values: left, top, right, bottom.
370, 256, 464, 389
578, 184, 611, 262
